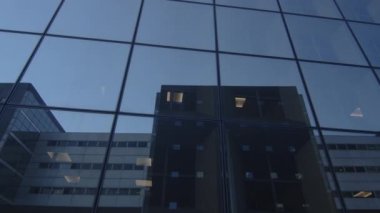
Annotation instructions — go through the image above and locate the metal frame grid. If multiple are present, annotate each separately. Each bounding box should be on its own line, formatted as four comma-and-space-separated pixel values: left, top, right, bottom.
0, 0, 379, 212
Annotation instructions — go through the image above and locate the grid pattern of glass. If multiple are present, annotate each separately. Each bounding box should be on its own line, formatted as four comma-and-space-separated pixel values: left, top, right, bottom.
1, 0, 380, 213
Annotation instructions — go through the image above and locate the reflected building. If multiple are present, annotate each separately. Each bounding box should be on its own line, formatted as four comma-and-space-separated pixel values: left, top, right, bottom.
0, 83, 152, 212
151, 85, 335, 213
1, 83, 380, 213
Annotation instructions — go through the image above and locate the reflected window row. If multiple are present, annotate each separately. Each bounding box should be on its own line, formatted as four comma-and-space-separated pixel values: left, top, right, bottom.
331, 166, 380, 173
29, 187, 141, 196
322, 143, 380, 151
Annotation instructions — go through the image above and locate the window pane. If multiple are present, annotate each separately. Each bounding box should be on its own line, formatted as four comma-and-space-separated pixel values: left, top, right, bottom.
0, 32, 39, 104
286, 15, 367, 65
0, 107, 113, 212
121, 46, 218, 118
225, 124, 340, 213
220, 54, 315, 126
137, 0, 215, 50
217, 7, 293, 58
350, 22, 380, 67
301, 62, 380, 131
321, 131, 380, 212
11, 37, 130, 111
49, 0, 141, 41
0, 0, 60, 32
98, 116, 221, 213
216, 0, 278, 11
280, 0, 341, 18
336, 0, 380, 23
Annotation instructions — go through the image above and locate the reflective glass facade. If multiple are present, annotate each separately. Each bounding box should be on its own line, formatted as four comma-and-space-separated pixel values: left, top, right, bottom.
1, 0, 380, 213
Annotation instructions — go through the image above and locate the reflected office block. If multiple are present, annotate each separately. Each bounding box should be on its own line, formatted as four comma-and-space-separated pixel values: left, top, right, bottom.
98, 116, 221, 213
321, 131, 380, 213
225, 125, 338, 213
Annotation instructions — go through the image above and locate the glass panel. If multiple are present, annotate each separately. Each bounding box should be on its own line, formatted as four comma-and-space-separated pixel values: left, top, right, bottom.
280, 0, 341, 18
137, 0, 215, 50
301, 62, 380, 131
350, 22, 380, 67
98, 116, 221, 213
49, 0, 141, 41
217, 7, 293, 58
121, 46, 218, 118
0, 32, 39, 104
0, 0, 60, 32
216, 0, 279, 11
225, 124, 340, 213
322, 131, 380, 212
286, 15, 367, 65
220, 54, 315, 126
0, 106, 114, 212
11, 37, 130, 111
174, 0, 212, 3
336, 0, 380, 23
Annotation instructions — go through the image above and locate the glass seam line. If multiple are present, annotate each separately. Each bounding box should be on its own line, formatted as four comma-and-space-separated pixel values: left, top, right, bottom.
275, 0, 347, 211
90, 0, 146, 212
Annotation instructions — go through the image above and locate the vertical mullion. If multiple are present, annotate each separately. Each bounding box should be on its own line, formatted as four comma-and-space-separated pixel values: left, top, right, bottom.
0, 0, 66, 114
91, 0, 146, 212
275, 0, 347, 212
331, 0, 380, 85
212, 1, 230, 213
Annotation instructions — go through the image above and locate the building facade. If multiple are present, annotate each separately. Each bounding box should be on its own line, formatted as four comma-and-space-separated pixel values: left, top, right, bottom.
1, 0, 380, 213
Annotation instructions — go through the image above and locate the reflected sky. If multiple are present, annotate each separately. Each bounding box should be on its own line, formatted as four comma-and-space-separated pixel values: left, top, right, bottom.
280, 0, 341, 18
121, 45, 217, 115
51, 110, 114, 133
216, 0, 279, 11
0, 0, 60, 32
49, 0, 141, 41
12, 36, 130, 111
115, 116, 154, 134
302, 62, 380, 131
286, 15, 367, 65
336, 0, 380, 23
350, 22, 380, 67
0, 32, 39, 83
137, 0, 215, 50
217, 7, 293, 58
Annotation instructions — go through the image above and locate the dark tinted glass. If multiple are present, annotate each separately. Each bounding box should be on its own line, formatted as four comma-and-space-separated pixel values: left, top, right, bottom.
11, 37, 130, 111
0, 33, 39, 104
98, 116, 221, 213
225, 124, 340, 213
121, 46, 218, 118
0, 107, 113, 212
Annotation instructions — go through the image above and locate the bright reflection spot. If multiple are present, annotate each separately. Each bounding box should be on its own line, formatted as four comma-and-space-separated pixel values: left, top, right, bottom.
353, 191, 373, 198
47, 152, 72, 162
235, 97, 246, 108
64, 176, 81, 183
136, 157, 152, 167
350, 107, 363, 118
135, 180, 152, 187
